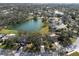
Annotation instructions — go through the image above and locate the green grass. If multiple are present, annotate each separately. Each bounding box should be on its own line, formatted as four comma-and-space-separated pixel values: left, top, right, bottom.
69, 52, 79, 56
39, 26, 49, 35
70, 37, 76, 43
0, 45, 6, 48
0, 29, 18, 34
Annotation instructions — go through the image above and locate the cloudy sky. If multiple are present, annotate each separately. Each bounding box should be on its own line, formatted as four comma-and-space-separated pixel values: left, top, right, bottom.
0, 0, 78, 3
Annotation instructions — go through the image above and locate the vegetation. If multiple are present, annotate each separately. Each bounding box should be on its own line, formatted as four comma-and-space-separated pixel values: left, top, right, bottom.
69, 52, 79, 56
33, 16, 38, 21
0, 29, 18, 34
0, 3, 79, 56
39, 25, 49, 35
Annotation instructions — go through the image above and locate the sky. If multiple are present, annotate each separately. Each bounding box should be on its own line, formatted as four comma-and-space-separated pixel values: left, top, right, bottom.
0, 0, 79, 3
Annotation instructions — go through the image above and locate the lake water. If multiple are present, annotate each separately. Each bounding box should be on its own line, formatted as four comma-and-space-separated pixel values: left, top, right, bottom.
15, 19, 43, 32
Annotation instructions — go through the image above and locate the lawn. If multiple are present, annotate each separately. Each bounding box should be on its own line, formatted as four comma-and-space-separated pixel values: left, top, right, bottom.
0, 29, 18, 34
0, 45, 6, 49
69, 52, 79, 56
39, 25, 49, 35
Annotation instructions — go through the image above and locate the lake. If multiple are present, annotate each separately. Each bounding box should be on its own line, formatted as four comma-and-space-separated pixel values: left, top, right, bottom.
15, 18, 43, 32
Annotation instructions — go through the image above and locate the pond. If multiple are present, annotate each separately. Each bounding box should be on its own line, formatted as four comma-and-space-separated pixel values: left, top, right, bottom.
15, 18, 43, 32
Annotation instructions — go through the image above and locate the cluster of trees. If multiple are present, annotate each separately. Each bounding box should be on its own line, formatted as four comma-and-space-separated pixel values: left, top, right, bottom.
48, 9, 79, 48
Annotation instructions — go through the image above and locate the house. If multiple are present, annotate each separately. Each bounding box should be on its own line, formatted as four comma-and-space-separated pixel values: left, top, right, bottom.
49, 17, 67, 31
54, 42, 62, 50
6, 34, 16, 38
54, 10, 64, 15
1, 34, 16, 41
40, 45, 45, 53
0, 34, 5, 38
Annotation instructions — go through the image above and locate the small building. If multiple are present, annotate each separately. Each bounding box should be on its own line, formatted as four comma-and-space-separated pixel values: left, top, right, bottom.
1, 34, 16, 41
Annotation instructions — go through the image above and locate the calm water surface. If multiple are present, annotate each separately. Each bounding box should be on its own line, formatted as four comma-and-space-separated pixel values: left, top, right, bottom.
15, 19, 43, 32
